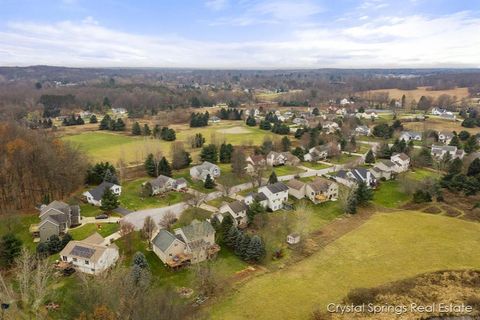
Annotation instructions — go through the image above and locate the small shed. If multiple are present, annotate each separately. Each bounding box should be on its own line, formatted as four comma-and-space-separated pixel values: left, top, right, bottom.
286, 233, 301, 245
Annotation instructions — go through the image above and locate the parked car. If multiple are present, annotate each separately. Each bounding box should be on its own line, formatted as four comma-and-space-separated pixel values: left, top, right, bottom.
95, 214, 108, 219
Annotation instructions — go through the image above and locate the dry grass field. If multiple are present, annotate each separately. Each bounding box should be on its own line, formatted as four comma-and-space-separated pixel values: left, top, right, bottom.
361, 86, 470, 101
403, 117, 480, 134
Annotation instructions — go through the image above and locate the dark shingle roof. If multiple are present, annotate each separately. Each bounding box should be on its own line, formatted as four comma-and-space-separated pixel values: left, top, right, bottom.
153, 229, 181, 251
227, 200, 248, 213
266, 182, 289, 194
87, 181, 116, 201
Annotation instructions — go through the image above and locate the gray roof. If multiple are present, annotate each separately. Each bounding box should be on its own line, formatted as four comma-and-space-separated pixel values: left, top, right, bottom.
40, 200, 69, 215
149, 175, 172, 189
308, 178, 334, 192
432, 145, 457, 152
153, 229, 180, 251
227, 200, 248, 213
247, 192, 268, 202
173, 178, 187, 188
381, 160, 396, 168
70, 205, 80, 217
179, 220, 215, 243
87, 181, 116, 201
266, 182, 289, 194
192, 161, 218, 174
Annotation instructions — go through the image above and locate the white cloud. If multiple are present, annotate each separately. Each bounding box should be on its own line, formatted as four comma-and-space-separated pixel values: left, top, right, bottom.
0, 11, 479, 68
205, 0, 228, 11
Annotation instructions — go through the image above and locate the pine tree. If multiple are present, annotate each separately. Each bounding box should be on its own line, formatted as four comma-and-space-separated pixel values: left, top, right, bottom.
245, 235, 266, 262
234, 233, 246, 257
292, 146, 305, 161
200, 144, 218, 163
239, 234, 251, 260
365, 149, 375, 164
204, 174, 216, 189
247, 200, 265, 225
46, 235, 62, 254
143, 124, 151, 136
144, 153, 157, 177
89, 114, 98, 123
219, 143, 234, 163
449, 135, 460, 146
132, 122, 142, 135
468, 158, 480, 176
158, 157, 172, 177
103, 169, 119, 184
132, 251, 149, 269
268, 171, 278, 184
345, 192, 357, 214
0, 233, 22, 267
246, 115, 256, 126
224, 225, 240, 248
220, 215, 234, 237
114, 118, 126, 131
99, 114, 112, 130
100, 187, 119, 212
355, 181, 373, 205
281, 136, 291, 152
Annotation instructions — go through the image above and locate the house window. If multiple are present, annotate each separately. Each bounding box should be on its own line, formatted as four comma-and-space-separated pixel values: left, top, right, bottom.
73, 258, 77, 262
91, 269, 95, 272
85, 260, 89, 265
62, 256, 67, 261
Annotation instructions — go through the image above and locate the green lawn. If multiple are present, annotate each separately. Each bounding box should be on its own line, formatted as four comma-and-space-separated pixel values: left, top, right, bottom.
78, 203, 103, 217
329, 154, 361, 164
69, 222, 120, 240
210, 212, 480, 320
206, 196, 235, 208
0, 213, 38, 251
173, 169, 217, 193
300, 162, 332, 170
61, 121, 275, 165
173, 207, 213, 229
373, 180, 410, 208
406, 168, 441, 181
119, 177, 190, 211
265, 165, 305, 177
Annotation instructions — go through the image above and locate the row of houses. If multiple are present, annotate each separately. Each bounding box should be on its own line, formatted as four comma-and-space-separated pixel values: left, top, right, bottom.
399, 130, 455, 144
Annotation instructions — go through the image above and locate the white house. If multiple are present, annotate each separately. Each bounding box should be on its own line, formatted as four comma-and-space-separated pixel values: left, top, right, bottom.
111, 107, 127, 115
266, 151, 300, 167
322, 121, 340, 134
400, 131, 422, 142
59, 233, 119, 275
190, 162, 221, 181
340, 98, 351, 106
431, 145, 465, 160
431, 107, 447, 115
243, 192, 268, 207
152, 220, 220, 268
355, 125, 371, 136
220, 200, 249, 228
258, 182, 289, 211
144, 175, 187, 195
83, 181, 122, 206
438, 131, 454, 144
335, 168, 377, 188
391, 153, 410, 172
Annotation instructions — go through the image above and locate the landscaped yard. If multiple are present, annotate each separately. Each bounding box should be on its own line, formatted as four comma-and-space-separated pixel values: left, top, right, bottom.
329, 153, 361, 165
206, 196, 235, 208
0, 212, 38, 251
78, 203, 103, 217
173, 207, 213, 228
300, 162, 332, 170
210, 212, 480, 320
373, 180, 410, 208
265, 165, 305, 177
173, 169, 218, 193
406, 168, 441, 181
69, 222, 120, 240
119, 177, 190, 211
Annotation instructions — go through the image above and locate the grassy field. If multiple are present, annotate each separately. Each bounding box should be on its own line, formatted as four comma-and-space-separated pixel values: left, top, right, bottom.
372, 180, 410, 208
300, 162, 332, 170
206, 196, 235, 208
69, 222, 119, 240
360, 86, 470, 101
265, 165, 305, 177
329, 153, 361, 165
406, 168, 441, 181
403, 117, 480, 134
0, 213, 38, 251
210, 212, 480, 320
61, 121, 276, 165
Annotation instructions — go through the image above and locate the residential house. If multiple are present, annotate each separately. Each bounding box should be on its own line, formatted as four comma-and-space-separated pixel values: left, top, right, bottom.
220, 200, 249, 228
440, 113, 456, 121
322, 121, 340, 134
355, 125, 371, 136
59, 233, 119, 275
243, 192, 268, 207
400, 131, 422, 142
111, 107, 127, 115
431, 145, 465, 160
145, 175, 187, 196
37, 201, 81, 243
304, 142, 340, 162
391, 153, 410, 172
335, 168, 377, 188
356, 111, 378, 119
209, 116, 221, 123
340, 98, 352, 106
438, 131, 454, 144
83, 181, 122, 207
305, 178, 339, 204
286, 179, 306, 199
245, 154, 266, 173
431, 107, 447, 115
258, 182, 289, 211
152, 220, 220, 268
190, 161, 221, 181
293, 117, 308, 126
266, 151, 300, 167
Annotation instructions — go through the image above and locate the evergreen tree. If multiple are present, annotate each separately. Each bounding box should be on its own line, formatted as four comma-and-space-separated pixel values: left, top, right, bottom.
219, 143, 234, 163
61, 233, 72, 248
132, 121, 142, 136
259, 120, 272, 130
245, 235, 266, 262
191, 133, 205, 148
132, 251, 149, 269
292, 146, 305, 161
464, 136, 478, 153
86, 162, 117, 185
103, 96, 111, 107
345, 193, 357, 214
247, 200, 265, 225
103, 169, 119, 184
89, 114, 98, 123
377, 142, 392, 159
144, 153, 158, 177
100, 187, 119, 212
224, 225, 240, 248
268, 171, 278, 184
46, 235, 62, 254
0, 233, 22, 267
234, 232, 246, 257
365, 149, 375, 164
312, 107, 320, 116
200, 144, 219, 163
281, 136, 291, 152
355, 181, 373, 205
448, 158, 463, 176
220, 215, 234, 238
158, 157, 172, 177
467, 158, 480, 176
204, 174, 216, 189
143, 124, 151, 136
239, 234, 251, 260
449, 135, 460, 146
113, 118, 126, 131
99, 114, 112, 130
76, 116, 85, 125
152, 124, 161, 138
246, 115, 257, 126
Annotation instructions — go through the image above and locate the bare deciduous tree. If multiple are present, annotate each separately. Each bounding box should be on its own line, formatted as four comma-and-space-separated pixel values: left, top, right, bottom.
158, 211, 177, 231
142, 215, 157, 247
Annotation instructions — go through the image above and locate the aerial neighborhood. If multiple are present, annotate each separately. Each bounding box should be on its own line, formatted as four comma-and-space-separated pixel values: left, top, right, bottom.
2, 65, 480, 320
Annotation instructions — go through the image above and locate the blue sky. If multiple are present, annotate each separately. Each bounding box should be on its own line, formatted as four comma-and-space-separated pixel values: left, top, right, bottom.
0, 0, 479, 68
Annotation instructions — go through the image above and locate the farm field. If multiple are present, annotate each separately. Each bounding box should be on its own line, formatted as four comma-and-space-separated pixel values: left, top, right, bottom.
61, 121, 276, 165
210, 212, 480, 320
361, 86, 470, 101
403, 117, 480, 134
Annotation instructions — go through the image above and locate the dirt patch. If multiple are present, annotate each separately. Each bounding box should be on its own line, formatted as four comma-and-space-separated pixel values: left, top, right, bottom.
440, 205, 463, 217
216, 126, 251, 134
422, 206, 442, 214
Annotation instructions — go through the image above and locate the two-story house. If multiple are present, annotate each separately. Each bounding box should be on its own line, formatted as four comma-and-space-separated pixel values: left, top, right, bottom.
258, 182, 289, 211
220, 200, 249, 228
190, 161, 221, 181
144, 175, 187, 196
37, 201, 81, 243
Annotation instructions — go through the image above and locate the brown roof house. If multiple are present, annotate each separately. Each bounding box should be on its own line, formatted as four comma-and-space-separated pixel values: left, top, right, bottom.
37, 201, 81, 243
220, 200, 249, 228
305, 178, 339, 204
59, 233, 119, 275
152, 220, 220, 268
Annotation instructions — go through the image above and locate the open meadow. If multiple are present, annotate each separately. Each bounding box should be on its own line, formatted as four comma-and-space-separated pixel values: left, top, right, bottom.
210, 212, 480, 320
61, 121, 276, 165
360, 86, 470, 101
